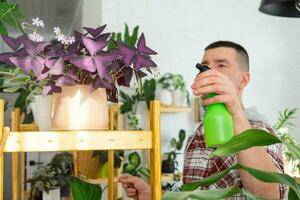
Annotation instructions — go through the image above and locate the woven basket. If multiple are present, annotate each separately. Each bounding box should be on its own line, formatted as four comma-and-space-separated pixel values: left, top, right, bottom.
78, 151, 101, 179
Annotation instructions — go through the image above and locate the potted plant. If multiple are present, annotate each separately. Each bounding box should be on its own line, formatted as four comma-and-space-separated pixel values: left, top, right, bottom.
48, 152, 74, 198
162, 129, 186, 174
171, 74, 190, 106
273, 108, 300, 177
120, 78, 156, 130
27, 165, 60, 200
157, 73, 173, 105
0, 18, 158, 131
123, 151, 150, 179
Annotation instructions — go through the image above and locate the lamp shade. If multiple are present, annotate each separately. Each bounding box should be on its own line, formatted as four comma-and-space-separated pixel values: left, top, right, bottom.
259, 0, 300, 17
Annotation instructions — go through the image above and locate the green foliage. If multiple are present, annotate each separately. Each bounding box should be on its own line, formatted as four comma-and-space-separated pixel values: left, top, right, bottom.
71, 176, 103, 200
165, 129, 186, 161
120, 78, 156, 130
92, 150, 124, 169
164, 187, 259, 200
209, 129, 281, 158
274, 108, 297, 131
27, 166, 58, 200
108, 23, 139, 49
274, 108, 300, 174
48, 152, 74, 188
123, 151, 150, 178
158, 73, 174, 91
27, 152, 74, 199
179, 163, 300, 199
0, 67, 47, 105
0, 1, 25, 35
141, 78, 156, 109
162, 127, 300, 199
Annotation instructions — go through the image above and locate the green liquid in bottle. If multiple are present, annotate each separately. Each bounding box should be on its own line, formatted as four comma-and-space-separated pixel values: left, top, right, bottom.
204, 94, 234, 147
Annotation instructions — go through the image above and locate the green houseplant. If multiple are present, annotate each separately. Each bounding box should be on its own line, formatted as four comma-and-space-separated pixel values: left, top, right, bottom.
163, 128, 300, 199
162, 129, 186, 174
27, 165, 59, 200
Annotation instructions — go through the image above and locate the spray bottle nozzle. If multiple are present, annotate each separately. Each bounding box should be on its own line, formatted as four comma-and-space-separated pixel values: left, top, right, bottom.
195, 63, 210, 73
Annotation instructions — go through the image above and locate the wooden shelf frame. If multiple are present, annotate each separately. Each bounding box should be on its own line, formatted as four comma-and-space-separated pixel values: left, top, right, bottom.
0, 100, 162, 200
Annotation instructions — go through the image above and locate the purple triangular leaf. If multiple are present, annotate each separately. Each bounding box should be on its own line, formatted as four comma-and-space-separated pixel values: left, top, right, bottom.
70, 56, 96, 72
31, 56, 45, 78
0, 52, 15, 65
42, 85, 52, 96
94, 52, 117, 80
95, 33, 110, 41
45, 57, 64, 75
117, 66, 132, 87
84, 25, 107, 38
56, 75, 76, 86
81, 35, 107, 56
106, 86, 118, 103
22, 35, 48, 56
9, 56, 32, 74
137, 33, 157, 55
117, 42, 136, 66
1, 35, 24, 51
134, 54, 157, 70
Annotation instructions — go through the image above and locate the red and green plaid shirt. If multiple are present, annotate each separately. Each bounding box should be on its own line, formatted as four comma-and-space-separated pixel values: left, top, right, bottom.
183, 120, 287, 199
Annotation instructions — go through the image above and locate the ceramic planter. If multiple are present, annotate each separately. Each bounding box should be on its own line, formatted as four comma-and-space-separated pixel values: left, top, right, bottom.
51, 85, 109, 130
30, 95, 53, 131
42, 188, 60, 200
156, 88, 172, 106
172, 89, 185, 106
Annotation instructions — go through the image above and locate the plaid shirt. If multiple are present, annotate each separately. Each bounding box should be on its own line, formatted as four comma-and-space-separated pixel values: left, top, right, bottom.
183, 120, 287, 199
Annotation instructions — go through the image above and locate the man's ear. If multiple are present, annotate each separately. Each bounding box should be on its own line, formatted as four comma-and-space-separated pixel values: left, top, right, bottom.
238, 72, 250, 90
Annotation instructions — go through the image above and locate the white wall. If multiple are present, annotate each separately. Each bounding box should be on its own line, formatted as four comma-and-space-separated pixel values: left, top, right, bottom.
102, 0, 300, 170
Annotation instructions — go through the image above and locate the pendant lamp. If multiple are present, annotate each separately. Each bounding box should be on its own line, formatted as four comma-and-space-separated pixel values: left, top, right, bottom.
259, 0, 300, 17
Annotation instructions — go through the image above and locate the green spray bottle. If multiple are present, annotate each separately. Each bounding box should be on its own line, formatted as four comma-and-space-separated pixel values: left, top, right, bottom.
195, 63, 234, 147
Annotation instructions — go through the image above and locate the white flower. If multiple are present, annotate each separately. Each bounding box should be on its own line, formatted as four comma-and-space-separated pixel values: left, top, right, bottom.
32, 17, 44, 28
28, 31, 44, 42
65, 36, 75, 45
53, 27, 75, 45
53, 27, 61, 35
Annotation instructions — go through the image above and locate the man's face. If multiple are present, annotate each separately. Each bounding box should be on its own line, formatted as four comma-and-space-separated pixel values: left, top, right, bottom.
201, 47, 246, 91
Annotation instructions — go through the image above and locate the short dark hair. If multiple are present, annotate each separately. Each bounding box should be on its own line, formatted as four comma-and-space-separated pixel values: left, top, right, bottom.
204, 41, 249, 71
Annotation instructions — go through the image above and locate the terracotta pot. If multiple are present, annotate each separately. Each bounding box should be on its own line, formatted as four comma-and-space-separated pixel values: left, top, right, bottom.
51, 85, 109, 130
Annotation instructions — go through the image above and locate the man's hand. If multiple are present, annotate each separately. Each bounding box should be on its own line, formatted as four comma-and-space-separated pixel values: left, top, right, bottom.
119, 176, 151, 200
191, 69, 243, 117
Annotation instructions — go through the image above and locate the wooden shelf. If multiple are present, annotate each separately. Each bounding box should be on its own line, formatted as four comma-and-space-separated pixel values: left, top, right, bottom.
3, 130, 152, 152
160, 105, 191, 113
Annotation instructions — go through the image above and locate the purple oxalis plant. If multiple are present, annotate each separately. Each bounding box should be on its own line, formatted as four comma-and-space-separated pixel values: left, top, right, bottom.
0, 24, 157, 102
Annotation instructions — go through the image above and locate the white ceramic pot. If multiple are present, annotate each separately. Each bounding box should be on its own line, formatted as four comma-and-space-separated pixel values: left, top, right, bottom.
43, 188, 60, 200
30, 95, 53, 131
172, 89, 184, 106
156, 88, 172, 106
51, 85, 109, 130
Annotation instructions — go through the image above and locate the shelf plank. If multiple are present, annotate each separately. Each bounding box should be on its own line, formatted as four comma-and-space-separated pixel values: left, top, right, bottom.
3, 130, 152, 152
160, 105, 191, 113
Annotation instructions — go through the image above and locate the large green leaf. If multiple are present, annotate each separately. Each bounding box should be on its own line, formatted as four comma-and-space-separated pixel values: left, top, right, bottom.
71, 176, 102, 200
163, 187, 241, 200
182, 163, 300, 199
209, 129, 281, 158
129, 151, 141, 167
138, 167, 150, 178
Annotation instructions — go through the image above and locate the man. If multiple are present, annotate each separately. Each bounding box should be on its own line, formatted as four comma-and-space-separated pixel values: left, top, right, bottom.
119, 41, 287, 199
